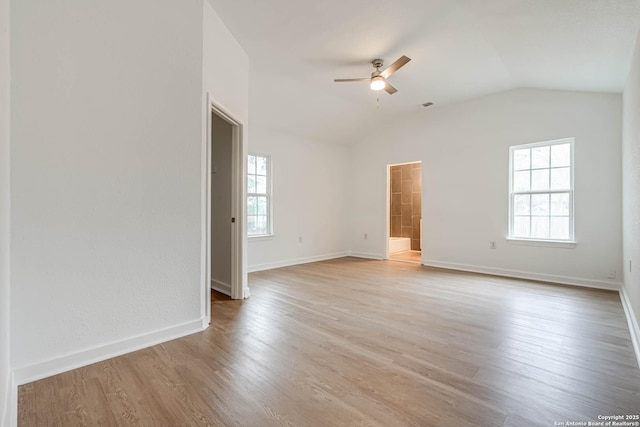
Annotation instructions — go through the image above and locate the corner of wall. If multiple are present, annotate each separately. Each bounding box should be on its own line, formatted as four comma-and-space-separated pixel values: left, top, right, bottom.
0, 0, 10, 422
0, 376, 11, 427
621, 23, 640, 370
620, 286, 640, 368
6, 373, 16, 427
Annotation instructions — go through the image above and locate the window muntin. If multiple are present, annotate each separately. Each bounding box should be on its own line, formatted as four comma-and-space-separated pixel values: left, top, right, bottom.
509, 139, 574, 241
247, 154, 272, 236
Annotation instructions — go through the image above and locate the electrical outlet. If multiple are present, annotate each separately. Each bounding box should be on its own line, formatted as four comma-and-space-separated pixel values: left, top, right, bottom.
364, 233, 368, 239
607, 270, 616, 280
489, 241, 496, 249
298, 236, 302, 243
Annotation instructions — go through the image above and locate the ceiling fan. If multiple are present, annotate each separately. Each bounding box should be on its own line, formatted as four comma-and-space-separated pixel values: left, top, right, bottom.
334, 55, 411, 95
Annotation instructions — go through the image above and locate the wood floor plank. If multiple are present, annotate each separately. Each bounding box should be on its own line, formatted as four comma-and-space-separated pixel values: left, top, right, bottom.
18, 257, 640, 426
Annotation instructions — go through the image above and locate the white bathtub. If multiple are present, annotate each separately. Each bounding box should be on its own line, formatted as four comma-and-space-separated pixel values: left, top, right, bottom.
389, 237, 411, 254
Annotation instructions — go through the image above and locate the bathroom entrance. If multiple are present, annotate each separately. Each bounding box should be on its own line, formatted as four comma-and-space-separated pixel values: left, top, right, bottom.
387, 161, 422, 263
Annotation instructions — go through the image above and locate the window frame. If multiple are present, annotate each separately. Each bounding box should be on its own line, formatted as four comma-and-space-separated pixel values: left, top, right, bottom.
508, 138, 575, 245
247, 153, 273, 238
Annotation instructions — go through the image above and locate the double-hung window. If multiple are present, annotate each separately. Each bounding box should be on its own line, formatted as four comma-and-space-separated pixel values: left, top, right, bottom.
509, 138, 574, 242
247, 154, 272, 237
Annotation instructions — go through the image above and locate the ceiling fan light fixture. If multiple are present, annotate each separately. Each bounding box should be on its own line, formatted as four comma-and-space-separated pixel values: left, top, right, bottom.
370, 76, 385, 91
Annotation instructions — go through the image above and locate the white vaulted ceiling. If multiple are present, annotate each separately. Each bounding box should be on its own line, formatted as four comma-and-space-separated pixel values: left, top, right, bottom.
207, 0, 640, 144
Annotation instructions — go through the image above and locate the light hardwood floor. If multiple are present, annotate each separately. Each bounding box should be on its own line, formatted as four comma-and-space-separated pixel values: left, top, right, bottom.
389, 250, 422, 263
19, 257, 640, 426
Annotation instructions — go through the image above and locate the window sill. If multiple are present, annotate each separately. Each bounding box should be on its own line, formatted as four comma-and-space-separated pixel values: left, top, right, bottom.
248, 234, 274, 242
506, 238, 576, 248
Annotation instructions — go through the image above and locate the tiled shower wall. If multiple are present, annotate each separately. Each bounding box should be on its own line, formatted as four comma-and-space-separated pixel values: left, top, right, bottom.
390, 162, 422, 250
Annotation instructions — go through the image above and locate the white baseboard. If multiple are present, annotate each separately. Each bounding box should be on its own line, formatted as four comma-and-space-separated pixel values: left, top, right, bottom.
620, 286, 640, 368
248, 252, 349, 273
422, 259, 621, 291
348, 251, 385, 260
211, 278, 231, 296
12, 318, 207, 386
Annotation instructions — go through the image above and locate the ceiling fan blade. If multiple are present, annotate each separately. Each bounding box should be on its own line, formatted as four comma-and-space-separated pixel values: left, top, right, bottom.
384, 81, 398, 95
334, 78, 370, 82
380, 55, 411, 79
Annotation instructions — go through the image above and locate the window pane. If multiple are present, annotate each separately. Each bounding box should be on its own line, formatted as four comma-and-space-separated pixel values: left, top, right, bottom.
248, 154, 272, 236
509, 140, 573, 242
531, 217, 549, 239
531, 193, 550, 215
513, 216, 530, 238
550, 217, 569, 239
551, 143, 571, 167
513, 171, 530, 192
256, 175, 267, 194
248, 215, 257, 234
550, 167, 570, 190
257, 156, 267, 175
550, 193, 570, 216
248, 196, 257, 215
532, 146, 550, 169
514, 194, 530, 215
513, 149, 530, 171
257, 196, 267, 215
256, 216, 267, 235
531, 169, 549, 191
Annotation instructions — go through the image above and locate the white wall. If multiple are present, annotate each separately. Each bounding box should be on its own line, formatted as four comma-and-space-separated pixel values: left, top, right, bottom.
349, 88, 623, 289
0, 0, 11, 422
10, 0, 206, 381
203, 3, 248, 122
248, 127, 350, 271
622, 28, 640, 359
211, 113, 232, 293
202, 1, 249, 297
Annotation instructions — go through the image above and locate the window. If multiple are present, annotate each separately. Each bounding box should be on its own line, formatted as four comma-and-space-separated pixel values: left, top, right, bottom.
509, 138, 574, 242
247, 154, 272, 236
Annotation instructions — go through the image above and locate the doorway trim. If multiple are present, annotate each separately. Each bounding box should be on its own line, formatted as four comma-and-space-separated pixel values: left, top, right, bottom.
202, 93, 248, 326
385, 161, 423, 261
385, 164, 392, 259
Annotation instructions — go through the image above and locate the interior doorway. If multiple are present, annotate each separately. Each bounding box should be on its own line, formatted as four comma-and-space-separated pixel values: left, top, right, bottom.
203, 96, 247, 324
210, 112, 233, 296
387, 161, 422, 264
